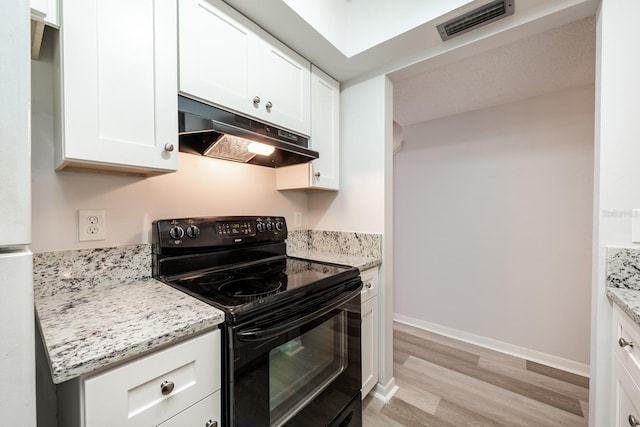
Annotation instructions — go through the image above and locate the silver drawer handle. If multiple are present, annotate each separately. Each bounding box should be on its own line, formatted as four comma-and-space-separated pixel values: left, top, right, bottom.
265, 101, 273, 110
160, 380, 175, 396
629, 415, 639, 426
253, 96, 261, 105
164, 143, 174, 152
619, 337, 634, 348
365, 282, 372, 289
205, 420, 218, 427
314, 172, 321, 178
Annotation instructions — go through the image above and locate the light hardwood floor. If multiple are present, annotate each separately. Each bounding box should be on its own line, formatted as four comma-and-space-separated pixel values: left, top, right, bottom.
363, 322, 589, 426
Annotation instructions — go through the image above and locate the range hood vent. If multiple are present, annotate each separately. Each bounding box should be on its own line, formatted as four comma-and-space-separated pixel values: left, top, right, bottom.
437, 0, 515, 42
178, 95, 318, 168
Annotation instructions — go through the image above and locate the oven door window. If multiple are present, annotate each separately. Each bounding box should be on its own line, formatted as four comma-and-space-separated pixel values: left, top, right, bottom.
269, 311, 347, 426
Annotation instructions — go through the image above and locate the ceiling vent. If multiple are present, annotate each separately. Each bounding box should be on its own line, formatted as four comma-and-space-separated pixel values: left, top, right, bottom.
437, 0, 515, 42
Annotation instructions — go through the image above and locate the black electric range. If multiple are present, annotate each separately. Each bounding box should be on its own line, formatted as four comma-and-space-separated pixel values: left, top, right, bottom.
152, 216, 363, 427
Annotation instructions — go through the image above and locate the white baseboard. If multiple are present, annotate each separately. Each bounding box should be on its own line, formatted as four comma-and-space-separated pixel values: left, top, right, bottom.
372, 377, 399, 403
393, 314, 590, 378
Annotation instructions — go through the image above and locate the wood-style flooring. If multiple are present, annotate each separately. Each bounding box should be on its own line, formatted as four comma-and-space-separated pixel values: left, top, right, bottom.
362, 322, 589, 426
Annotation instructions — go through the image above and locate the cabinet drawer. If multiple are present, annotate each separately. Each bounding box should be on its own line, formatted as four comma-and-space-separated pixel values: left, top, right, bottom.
360, 267, 379, 302
84, 330, 220, 427
612, 353, 640, 427
613, 305, 640, 387
158, 391, 221, 427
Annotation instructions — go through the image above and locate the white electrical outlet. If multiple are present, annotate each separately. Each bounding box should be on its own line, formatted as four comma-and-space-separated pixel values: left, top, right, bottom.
294, 212, 302, 229
78, 210, 106, 241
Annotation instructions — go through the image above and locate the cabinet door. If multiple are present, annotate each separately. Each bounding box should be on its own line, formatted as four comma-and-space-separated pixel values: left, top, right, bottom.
275, 66, 338, 191
178, 0, 258, 116
158, 391, 221, 427
252, 32, 311, 136
58, 0, 177, 173
612, 355, 640, 427
84, 330, 220, 427
361, 296, 379, 398
309, 65, 339, 190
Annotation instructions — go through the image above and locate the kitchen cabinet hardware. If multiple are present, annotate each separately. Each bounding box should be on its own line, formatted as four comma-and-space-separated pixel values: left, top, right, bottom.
253, 96, 260, 105
630, 415, 640, 426
314, 171, 321, 177
164, 143, 175, 152
266, 101, 273, 110
619, 337, 634, 348
205, 420, 217, 427
160, 380, 175, 396
365, 282, 372, 289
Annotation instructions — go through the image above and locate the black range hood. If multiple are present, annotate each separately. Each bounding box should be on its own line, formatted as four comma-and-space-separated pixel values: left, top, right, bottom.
178, 95, 319, 168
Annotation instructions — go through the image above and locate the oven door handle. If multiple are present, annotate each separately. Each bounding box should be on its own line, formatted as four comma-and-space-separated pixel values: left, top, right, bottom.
236, 287, 361, 342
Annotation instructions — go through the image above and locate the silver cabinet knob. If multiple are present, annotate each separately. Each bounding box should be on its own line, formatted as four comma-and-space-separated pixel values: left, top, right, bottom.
205, 420, 218, 427
619, 337, 634, 348
265, 101, 273, 110
629, 415, 639, 426
160, 380, 175, 396
365, 282, 372, 289
314, 172, 321, 178
253, 96, 261, 105
164, 143, 174, 152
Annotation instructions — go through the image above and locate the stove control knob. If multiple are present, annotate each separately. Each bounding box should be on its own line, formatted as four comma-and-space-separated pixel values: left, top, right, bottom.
169, 225, 185, 240
257, 222, 265, 233
266, 222, 273, 231
186, 225, 200, 238
275, 221, 283, 231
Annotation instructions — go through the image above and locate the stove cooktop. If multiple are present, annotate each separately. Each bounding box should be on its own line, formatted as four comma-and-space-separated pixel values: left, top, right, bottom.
163, 257, 356, 320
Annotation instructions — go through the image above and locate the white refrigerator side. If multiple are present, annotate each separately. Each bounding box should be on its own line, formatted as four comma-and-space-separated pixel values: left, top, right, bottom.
0, 252, 35, 426
0, 0, 31, 246
0, 0, 36, 425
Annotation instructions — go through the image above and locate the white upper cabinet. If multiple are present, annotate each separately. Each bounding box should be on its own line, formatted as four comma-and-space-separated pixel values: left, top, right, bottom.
55, 0, 178, 174
31, 0, 58, 27
178, 0, 311, 136
276, 66, 340, 191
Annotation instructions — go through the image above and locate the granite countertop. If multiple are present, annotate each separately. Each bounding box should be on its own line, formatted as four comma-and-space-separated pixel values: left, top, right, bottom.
607, 287, 640, 326
286, 230, 382, 271
34, 244, 224, 384
288, 249, 381, 270
606, 247, 640, 328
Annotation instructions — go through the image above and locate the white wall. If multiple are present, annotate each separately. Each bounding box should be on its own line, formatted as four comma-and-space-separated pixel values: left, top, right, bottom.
591, 1, 640, 424
309, 75, 396, 399
31, 31, 308, 254
308, 77, 388, 234
394, 85, 594, 371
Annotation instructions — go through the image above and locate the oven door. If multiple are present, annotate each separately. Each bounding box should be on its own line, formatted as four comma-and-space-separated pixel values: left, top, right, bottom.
229, 280, 362, 427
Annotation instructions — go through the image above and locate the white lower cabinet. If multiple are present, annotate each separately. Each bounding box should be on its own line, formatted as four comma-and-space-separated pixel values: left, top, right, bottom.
158, 392, 220, 427
611, 305, 640, 426
59, 330, 221, 427
360, 267, 379, 398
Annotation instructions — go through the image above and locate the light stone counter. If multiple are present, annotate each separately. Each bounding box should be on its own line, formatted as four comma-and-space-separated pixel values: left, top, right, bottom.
287, 230, 382, 270
34, 244, 224, 384
607, 247, 640, 328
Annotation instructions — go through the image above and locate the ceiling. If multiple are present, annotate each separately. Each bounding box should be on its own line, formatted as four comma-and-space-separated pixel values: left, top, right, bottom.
393, 15, 596, 126
222, 0, 597, 126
